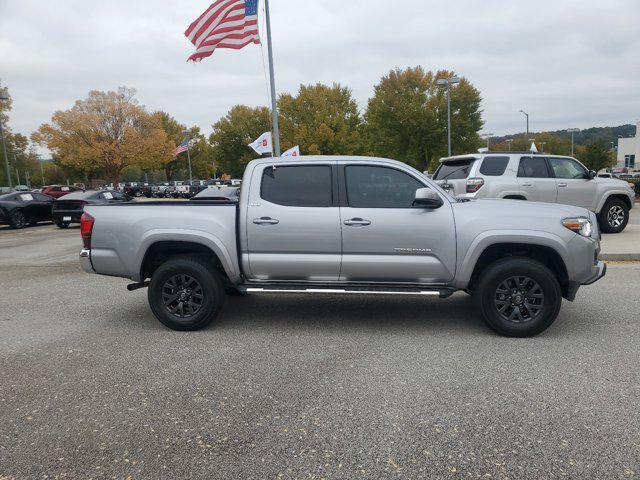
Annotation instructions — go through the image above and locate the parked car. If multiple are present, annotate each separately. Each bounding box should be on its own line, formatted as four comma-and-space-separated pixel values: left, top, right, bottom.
123, 183, 150, 198
192, 185, 240, 202
79, 155, 605, 337
53, 190, 131, 228
13, 185, 30, 192
433, 152, 635, 233
41, 185, 84, 199
0, 191, 54, 229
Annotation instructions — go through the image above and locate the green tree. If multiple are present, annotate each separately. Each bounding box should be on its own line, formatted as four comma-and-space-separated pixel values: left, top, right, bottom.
278, 83, 362, 155
581, 139, 615, 172
209, 105, 271, 178
364, 67, 483, 171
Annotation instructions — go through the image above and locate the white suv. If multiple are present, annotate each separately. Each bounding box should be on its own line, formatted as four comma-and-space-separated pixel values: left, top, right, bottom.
433, 152, 635, 233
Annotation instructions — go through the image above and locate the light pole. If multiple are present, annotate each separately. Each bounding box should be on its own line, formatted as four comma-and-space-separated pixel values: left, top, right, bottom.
39, 157, 45, 186
481, 133, 494, 149
567, 128, 579, 156
182, 130, 194, 183
519, 109, 529, 136
0, 94, 11, 187
436, 76, 460, 157
506, 139, 513, 151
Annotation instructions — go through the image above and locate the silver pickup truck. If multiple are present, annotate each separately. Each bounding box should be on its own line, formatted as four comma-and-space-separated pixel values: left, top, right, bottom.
79, 156, 606, 337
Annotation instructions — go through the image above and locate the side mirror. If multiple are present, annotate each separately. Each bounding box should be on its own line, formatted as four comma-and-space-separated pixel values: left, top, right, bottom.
413, 188, 443, 209
588, 170, 596, 179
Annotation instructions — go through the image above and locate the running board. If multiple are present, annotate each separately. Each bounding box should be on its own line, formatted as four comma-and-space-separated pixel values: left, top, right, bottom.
242, 285, 454, 298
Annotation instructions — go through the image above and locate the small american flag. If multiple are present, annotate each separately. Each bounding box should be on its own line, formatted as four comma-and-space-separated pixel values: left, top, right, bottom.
172, 140, 189, 157
185, 0, 260, 62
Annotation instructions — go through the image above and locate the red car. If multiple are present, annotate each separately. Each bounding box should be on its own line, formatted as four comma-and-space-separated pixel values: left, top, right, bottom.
41, 185, 84, 199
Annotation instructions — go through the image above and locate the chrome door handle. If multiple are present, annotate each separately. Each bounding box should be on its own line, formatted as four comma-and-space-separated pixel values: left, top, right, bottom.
253, 217, 279, 225
557, 182, 568, 187
344, 218, 371, 226
521, 183, 532, 187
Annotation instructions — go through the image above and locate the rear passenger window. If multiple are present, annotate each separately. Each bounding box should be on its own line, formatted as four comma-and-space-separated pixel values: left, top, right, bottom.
261, 165, 332, 207
518, 157, 549, 178
479, 156, 509, 176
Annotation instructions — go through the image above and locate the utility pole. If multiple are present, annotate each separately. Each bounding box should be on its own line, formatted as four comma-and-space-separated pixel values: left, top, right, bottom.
519, 109, 529, 136
506, 139, 513, 151
566, 128, 579, 156
264, 0, 281, 156
436, 76, 460, 156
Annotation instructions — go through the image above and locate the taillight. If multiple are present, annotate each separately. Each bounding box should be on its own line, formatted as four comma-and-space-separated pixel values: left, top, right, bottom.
466, 177, 484, 193
80, 213, 94, 249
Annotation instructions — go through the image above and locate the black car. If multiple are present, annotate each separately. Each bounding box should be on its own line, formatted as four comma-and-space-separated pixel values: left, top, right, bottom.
52, 190, 131, 228
0, 191, 54, 229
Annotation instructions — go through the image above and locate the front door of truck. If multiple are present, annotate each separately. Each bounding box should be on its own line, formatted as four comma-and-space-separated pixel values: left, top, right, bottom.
338, 164, 456, 284
245, 163, 342, 281
547, 157, 597, 210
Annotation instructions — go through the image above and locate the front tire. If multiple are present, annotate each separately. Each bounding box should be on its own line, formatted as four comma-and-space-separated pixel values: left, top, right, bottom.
474, 257, 562, 337
9, 210, 26, 229
148, 255, 225, 331
598, 198, 629, 234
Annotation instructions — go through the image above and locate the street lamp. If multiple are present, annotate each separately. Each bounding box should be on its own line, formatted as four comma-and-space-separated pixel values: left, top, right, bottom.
506, 139, 513, 151
436, 76, 460, 157
182, 130, 194, 183
0, 94, 11, 187
519, 109, 529, 136
567, 128, 580, 156
481, 133, 494, 149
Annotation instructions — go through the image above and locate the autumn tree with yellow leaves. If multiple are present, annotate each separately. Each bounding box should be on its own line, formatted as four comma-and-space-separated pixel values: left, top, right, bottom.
33, 87, 173, 185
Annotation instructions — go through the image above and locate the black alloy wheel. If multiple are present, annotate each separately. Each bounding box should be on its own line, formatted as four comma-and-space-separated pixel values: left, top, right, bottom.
9, 210, 26, 229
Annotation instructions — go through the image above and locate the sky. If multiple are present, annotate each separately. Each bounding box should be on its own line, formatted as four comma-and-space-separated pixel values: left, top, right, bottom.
1, 0, 639, 154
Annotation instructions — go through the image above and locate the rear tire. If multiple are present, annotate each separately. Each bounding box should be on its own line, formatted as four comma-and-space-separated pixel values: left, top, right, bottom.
474, 257, 562, 337
9, 210, 26, 229
148, 255, 225, 331
598, 198, 629, 234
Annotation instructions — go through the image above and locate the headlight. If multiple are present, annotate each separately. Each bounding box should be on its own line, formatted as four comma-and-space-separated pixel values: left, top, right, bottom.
562, 217, 592, 237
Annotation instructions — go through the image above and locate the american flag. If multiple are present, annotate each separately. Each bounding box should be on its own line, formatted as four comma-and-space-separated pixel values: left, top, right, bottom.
185, 0, 260, 62
172, 140, 189, 157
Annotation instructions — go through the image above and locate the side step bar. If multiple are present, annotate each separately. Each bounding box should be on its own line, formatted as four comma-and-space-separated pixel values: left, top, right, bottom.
242, 285, 455, 298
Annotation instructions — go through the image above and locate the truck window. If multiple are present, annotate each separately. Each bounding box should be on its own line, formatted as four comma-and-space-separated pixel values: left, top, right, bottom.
548, 157, 588, 179
518, 157, 549, 178
261, 165, 332, 207
479, 156, 509, 176
433, 159, 473, 180
345, 165, 424, 208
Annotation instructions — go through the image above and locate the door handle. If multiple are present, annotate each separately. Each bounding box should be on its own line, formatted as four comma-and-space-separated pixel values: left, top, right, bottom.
344, 218, 371, 226
557, 182, 568, 187
521, 183, 532, 187
253, 217, 279, 225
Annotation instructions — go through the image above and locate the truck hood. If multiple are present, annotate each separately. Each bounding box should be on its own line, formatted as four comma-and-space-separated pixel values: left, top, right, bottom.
451, 198, 595, 240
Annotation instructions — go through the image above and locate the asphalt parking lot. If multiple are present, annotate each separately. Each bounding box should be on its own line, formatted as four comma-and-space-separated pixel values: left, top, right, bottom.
1, 224, 639, 479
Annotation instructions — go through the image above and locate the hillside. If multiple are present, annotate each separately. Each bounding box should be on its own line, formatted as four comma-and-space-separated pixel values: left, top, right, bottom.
492, 124, 636, 146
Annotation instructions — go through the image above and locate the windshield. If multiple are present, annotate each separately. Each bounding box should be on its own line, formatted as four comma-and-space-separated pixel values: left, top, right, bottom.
433, 159, 474, 180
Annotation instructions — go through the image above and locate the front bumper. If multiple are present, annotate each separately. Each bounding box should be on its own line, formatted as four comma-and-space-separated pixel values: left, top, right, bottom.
565, 260, 606, 301
79, 249, 94, 273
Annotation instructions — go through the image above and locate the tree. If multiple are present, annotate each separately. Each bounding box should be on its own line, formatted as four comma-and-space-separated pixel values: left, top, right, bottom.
364, 67, 483, 171
33, 87, 172, 185
209, 105, 271, 178
278, 83, 362, 155
581, 139, 616, 172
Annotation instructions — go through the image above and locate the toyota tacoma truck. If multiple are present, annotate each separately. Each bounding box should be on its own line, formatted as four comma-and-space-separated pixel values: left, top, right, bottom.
79, 156, 606, 337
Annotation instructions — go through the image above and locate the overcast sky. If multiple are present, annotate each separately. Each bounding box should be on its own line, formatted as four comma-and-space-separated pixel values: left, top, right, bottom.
1, 0, 639, 152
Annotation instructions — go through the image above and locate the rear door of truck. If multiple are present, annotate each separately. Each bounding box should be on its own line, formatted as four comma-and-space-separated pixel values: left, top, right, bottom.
243, 161, 342, 281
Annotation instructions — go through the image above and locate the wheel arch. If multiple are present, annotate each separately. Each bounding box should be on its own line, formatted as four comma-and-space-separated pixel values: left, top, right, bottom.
596, 192, 633, 213
460, 239, 570, 299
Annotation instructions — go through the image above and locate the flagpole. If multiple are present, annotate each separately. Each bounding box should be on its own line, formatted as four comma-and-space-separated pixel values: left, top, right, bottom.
263, 0, 280, 157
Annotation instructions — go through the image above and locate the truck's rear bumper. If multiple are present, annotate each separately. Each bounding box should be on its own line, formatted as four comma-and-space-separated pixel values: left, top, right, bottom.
79, 249, 94, 273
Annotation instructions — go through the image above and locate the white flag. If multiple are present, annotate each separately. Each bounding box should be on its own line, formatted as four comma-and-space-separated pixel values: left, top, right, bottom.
249, 132, 273, 155
529, 141, 538, 153
281, 145, 300, 158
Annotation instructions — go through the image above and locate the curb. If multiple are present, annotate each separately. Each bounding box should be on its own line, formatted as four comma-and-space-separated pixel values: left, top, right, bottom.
599, 253, 640, 261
